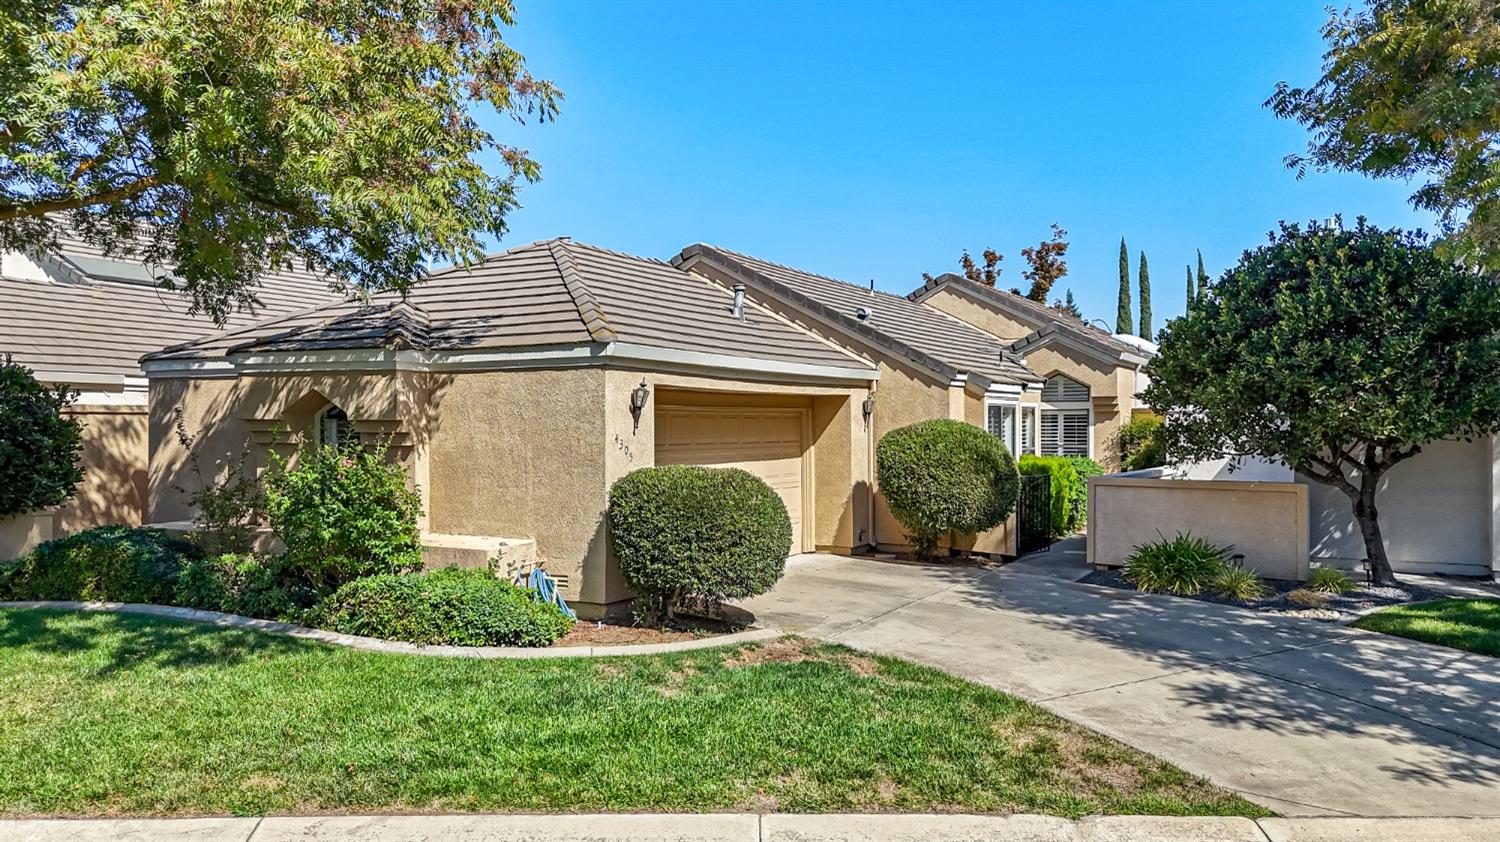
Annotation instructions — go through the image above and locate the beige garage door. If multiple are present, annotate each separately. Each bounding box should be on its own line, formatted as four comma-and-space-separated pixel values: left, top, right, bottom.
655, 407, 806, 553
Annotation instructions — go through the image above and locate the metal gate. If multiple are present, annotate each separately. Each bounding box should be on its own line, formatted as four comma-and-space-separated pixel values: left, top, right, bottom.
1016, 473, 1052, 555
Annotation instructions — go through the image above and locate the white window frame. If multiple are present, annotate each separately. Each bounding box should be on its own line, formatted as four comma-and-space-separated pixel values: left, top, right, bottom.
984, 399, 1020, 457
315, 403, 359, 449
1021, 404, 1040, 455
1039, 375, 1092, 459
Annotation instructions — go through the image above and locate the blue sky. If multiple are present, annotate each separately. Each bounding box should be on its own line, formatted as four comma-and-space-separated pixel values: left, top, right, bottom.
485, 0, 1433, 328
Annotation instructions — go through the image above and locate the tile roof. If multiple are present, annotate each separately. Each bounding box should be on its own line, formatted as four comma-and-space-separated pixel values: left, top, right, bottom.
908, 273, 1148, 361
0, 230, 338, 383
147, 239, 876, 376
671, 245, 1041, 389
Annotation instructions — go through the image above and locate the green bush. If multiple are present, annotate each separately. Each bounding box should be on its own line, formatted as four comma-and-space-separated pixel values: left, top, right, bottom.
308, 567, 573, 647
1306, 566, 1356, 594
1018, 455, 1082, 537
1061, 456, 1104, 527
1123, 532, 1232, 595
609, 465, 791, 623
1118, 415, 1167, 471
1210, 564, 1269, 602
265, 438, 423, 594
175, 553, 314, 620
876, 420, 1019, 559
0, 360, 83, 517
2, 526, 202, 602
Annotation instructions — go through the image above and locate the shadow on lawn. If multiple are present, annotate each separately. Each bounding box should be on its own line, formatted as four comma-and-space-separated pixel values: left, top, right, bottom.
0, 608, 314, 676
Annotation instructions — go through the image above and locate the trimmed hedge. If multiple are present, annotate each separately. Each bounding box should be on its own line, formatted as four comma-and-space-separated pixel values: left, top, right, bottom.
877, 420, 1019, 559
609, 465, 791, 623
1, 526, 202, 603
1018, 455, 1079, 538
308, 567, 574, 647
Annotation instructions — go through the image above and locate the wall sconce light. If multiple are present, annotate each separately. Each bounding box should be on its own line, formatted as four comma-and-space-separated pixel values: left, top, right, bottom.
862, 393, 875, 421
630, 378, 650, 432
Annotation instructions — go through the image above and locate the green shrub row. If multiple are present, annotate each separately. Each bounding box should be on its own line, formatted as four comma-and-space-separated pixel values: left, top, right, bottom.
0, 526, 198, 604
1017, 455, 1101, 537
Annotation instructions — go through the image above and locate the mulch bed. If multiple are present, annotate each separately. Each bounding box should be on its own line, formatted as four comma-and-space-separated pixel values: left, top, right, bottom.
552, 616, 743, 647
1079, 568, 1469, 621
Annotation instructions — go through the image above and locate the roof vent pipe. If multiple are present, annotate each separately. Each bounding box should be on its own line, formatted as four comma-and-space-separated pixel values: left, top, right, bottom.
730, 283, 746, 320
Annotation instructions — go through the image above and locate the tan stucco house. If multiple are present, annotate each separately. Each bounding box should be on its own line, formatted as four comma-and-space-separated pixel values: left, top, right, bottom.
142, 239, 881, 618
672, 244, 1044, 557
0, 229, 334, 538
908, 273, 1153, 470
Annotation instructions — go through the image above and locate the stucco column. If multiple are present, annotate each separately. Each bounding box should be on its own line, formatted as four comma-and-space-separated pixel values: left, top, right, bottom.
1491, 434, 1500, 581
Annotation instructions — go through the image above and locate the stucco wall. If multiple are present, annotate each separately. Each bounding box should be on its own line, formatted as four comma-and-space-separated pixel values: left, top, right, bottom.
57, 403, 149, 533
1298, 437, 1492, 577
1088, 476, 1309, 581
921, 288, 1034, 341
921, 287, 1137, 471
0, 512, 54, 561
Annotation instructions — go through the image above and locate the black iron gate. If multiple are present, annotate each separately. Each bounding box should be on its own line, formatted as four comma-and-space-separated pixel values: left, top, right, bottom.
1016, 473, 1051, 555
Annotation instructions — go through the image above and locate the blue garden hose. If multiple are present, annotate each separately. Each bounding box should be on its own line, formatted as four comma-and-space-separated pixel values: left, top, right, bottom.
516, 565, 576, 619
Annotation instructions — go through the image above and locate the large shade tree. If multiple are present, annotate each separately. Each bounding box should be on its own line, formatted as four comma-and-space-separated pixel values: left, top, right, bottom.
1269, 0, 1500, 267
0, 0, 560, 323
1144, 220, 1500, 585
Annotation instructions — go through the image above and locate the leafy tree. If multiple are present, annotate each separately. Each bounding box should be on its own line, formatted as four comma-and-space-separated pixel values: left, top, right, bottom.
1059, 289, 1083, 319
924, 247, 1001, 286
0, 0, 560, 324
1021, 224, 1069, 302
0, 360, 83, 516
1196, 250, 1209, 300
1268, 0, 1500, 266
1138, 251, 1152, 339
1116, 238, 1133, 334
1144, 220, 1500, 585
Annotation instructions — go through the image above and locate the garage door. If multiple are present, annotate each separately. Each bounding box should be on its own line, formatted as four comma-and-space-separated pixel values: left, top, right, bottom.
655, 407, 806, 553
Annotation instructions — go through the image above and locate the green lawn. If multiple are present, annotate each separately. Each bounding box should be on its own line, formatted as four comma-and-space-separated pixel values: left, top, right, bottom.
1351, 598, 1500, 657
0, 607, 1266, 819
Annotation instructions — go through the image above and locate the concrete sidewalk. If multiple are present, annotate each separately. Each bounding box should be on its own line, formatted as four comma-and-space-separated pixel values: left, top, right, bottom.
5, 814, 1499, 842
741, 547, 1500, 818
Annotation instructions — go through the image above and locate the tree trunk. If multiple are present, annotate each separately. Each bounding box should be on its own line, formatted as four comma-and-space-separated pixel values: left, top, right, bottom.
1349, 476, 1398, 586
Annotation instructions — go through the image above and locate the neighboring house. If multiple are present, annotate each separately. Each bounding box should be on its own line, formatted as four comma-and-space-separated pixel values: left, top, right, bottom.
907, 273, 1153, 470
671, 244, 1044, 557
143, 239, 881, 619
0, 230, 335, 534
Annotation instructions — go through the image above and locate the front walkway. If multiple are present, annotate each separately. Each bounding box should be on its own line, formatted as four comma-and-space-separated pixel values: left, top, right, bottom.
746, 541, 1500, 817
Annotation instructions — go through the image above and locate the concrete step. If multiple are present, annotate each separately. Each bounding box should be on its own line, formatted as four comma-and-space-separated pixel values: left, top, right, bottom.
420, 532, 538, 574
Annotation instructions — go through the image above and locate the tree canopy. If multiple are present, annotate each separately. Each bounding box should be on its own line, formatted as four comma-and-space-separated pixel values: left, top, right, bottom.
1269, 0, 1500, 266
1144, 220, 1500, 584
1116, 238, 1132, 334
0, 0, 560, 323
1021, 223, 1069, 302
0, 359, 83, 517
1137, 251, 1152, 339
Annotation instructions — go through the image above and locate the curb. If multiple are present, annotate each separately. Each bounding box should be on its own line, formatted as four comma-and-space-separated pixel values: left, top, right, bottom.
2, 813, 1498, 842
0, 601, 783, 659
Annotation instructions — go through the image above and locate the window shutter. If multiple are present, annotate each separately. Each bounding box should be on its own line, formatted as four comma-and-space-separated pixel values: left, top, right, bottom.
986, 405, 1004, 438
1062, 411, 1089, 456
1041, 376, 1090, 404
1021, 410, 1036, 453
1040, 412, 1059, 454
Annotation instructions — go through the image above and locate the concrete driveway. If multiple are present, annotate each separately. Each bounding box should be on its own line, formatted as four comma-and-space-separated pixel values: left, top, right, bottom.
740, 542, 1500, 818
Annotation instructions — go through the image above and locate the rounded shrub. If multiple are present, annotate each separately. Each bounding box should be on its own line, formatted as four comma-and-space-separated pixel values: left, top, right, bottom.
264, 439, 424, 594
609, 465, 791, 624
0, 360, 83, 517
1117, 415, 1167, 471
877, 419, 1019, 559
308, 567, 574, 647
2, 526, 202, 603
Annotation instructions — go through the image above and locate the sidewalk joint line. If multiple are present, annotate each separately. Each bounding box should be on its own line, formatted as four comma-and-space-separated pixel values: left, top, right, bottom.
1039, 638, 1347, 702
247, 816, 264, 842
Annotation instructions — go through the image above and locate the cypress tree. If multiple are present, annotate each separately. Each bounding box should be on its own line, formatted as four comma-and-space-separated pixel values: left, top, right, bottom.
1196, 249, 1209, 301
1137, 251, 1152, 339
1185, 264, 1194, 312
1116, 238, 1132, 334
